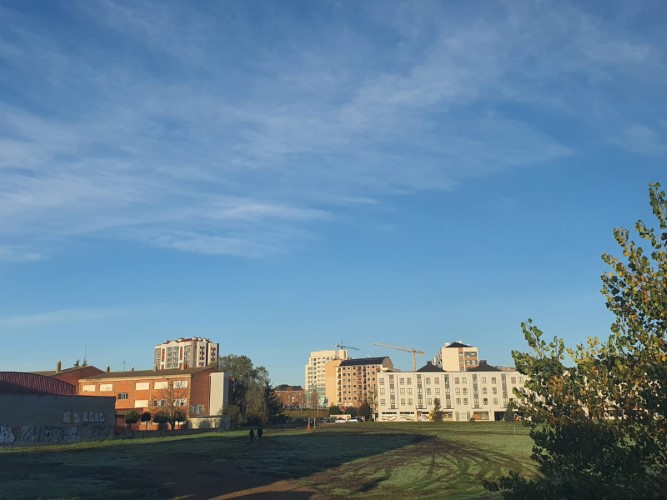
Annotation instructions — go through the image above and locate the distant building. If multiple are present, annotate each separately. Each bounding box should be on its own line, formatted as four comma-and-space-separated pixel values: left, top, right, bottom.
305, 349, 349, 407
432, 341, 479, 371
274, 385, 305, 409
336, 357, 393, 408
154, 337, 219, 370
78, 365, 228, 429
34, 361, 104, 390
376, 360, 525, 422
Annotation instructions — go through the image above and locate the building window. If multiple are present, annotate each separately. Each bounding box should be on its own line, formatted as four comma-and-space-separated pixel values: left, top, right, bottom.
492, 387, 498, 395
154, 399, 165, 407
481, 377, 486, 383
435, 388, 440, 395
455, 388, 461, 395
379, 378, 385, 385
462, 377, 467, 383
380, 388, 385, 395
426, 378, 431, 385
117, 392, 129, 400
456, 398, 461, 405
154, 381, 168, 390
483, 398, 488, 405
380, 399, 385, 406
99, 384, 113, 392
136, 382, 149, 390
427, 398, 432, 405
491, 377, 497, 384
462, 388, 468, 395
482, 387, 487, 394
463, 398, 468, 405
190, 404, 205, 415
400, 378, 404, 385
407, 388, 412, 395
426, 388, 431, 395
400, 388, 405, 395
493, 398, 499, 405
174, 380, 189, 389
408, 398, 413, 405
406, 378, 411, 384
82, 384, 96, 393
135, 400, 148, 408
454, 377, 459, 384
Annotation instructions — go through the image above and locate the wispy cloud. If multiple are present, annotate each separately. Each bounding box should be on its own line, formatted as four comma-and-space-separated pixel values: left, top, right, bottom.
0, 306, 134, 328
0, 246, 44, 263
0, 1, 664, 259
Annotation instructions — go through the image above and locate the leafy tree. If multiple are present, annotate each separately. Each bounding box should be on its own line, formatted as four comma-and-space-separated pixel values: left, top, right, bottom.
429, 398, 443, 422
152, 411, 169, 429
329, 405, 341, 416
124, 410, 141, 430
488, 183, 667, 499
219, 354, 274, 425
358, 401, 372, 420
140, 411, 152, 430
221, 404, 241, 429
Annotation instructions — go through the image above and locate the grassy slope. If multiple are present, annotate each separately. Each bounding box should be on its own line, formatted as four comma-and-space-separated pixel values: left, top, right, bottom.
0, 422, 537, 499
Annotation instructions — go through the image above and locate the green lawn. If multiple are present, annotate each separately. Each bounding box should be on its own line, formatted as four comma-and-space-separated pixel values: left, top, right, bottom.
0, 422, 537, 499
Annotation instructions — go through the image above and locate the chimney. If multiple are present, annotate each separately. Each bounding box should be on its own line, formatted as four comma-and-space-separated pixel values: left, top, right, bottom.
56, 361, 62, 373
106, 366, 110, 373
131, 367, 134, 372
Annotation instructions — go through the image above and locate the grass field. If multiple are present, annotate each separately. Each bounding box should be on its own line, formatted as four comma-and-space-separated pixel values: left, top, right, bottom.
0, 422, 538, 499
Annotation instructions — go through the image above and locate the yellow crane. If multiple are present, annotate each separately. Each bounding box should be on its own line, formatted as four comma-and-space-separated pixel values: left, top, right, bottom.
373, 342, 425, 371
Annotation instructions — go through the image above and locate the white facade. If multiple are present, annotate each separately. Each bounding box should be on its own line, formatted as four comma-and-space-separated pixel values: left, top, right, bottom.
154, 337, 219, 370
376, 366, 525, 422
305, 349, 349, 405
433, 341, 479, 371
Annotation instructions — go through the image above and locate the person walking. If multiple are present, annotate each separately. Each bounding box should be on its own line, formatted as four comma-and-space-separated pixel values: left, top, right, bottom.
257, 427, 263, 441
249, 428, 255, 444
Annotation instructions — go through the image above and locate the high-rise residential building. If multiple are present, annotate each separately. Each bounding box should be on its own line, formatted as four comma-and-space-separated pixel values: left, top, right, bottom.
335, 356, 393, 408
432, 341, 479, 371
154, 338, 219, 370
304, 349, 349, 406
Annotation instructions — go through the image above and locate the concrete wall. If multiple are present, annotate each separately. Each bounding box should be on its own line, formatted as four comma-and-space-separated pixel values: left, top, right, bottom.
208, 372, 228, 416
0, 394, 115, 447
188, 415, 231, 430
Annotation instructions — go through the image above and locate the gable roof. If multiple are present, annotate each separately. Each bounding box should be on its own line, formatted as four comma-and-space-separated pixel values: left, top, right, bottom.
339, 357, 390, 367
467, 360, 501, 372
445, 341, 471, 348
417, 362, 446, 372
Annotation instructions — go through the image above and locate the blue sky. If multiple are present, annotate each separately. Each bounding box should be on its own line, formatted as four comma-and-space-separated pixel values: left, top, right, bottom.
0, 1, 665, 385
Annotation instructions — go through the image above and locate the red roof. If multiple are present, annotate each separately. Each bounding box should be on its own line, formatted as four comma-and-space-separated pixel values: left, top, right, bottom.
0, 372, 76, 395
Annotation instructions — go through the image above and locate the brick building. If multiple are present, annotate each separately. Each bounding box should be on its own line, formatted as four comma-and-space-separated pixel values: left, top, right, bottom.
78, 365, 228, 429
273, 385, 305, 409
335, 357, 393, 408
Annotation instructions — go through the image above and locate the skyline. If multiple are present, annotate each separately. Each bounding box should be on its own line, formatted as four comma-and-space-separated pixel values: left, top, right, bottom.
1, 1, 666, 385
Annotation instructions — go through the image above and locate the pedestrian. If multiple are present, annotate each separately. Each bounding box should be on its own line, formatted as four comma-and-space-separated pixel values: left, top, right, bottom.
257, 427, 263, 441
249, 428, 255, 444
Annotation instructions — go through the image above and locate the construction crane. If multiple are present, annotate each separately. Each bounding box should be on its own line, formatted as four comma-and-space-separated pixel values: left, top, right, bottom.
373, 342, 424, 371
335, 340, 360, 351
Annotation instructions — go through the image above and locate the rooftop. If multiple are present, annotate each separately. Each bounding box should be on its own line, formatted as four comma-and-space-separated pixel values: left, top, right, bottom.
339, 357, 390, 367
80, 365, 217, 380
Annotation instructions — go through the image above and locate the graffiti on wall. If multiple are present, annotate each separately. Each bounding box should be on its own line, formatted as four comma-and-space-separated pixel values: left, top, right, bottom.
0, 423, 112, 446
0, 424, 16, 445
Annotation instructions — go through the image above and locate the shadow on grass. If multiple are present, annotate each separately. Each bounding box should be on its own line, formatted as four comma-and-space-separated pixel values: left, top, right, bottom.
0, 429, 428, 499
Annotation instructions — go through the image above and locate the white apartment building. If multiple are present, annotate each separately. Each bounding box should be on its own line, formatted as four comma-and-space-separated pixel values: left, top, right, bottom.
433, 341, 479, 371
305, 349, 349, 406
154, 338, 219, 370
376, 361, 525, 422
